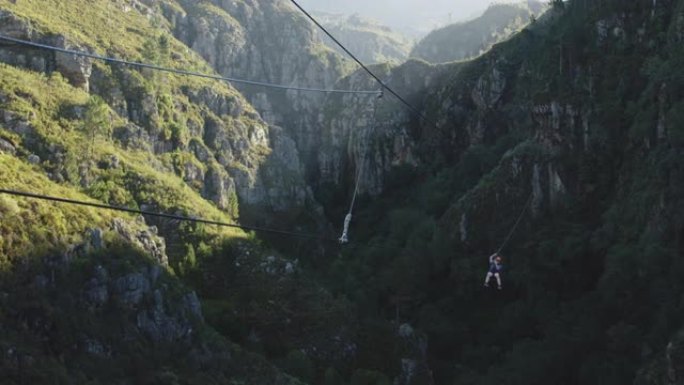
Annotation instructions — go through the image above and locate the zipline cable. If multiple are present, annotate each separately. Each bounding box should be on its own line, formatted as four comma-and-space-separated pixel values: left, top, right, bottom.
0, 188, 338, 242
0, 188, 414, 253
496, 192, 534, 254
0, 35, 382, 95
339, 92, 383, 243
288, 0, 439, 127
0, 33, 537, 254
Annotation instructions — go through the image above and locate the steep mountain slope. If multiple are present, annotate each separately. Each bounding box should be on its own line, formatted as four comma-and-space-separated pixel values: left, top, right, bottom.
0, 0, 347, 383
3, 0, 684, 384
0, 160, 300, 384
161, 0, 354, 167
0, 0, 438, 383
322, 0, 684, 383
410, 1, 546, 63
1, 0, 323, 218
315, 12, 413, 64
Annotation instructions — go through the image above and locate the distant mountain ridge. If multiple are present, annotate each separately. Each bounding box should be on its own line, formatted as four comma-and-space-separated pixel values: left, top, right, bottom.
411, 0, 547, 63
314, 12, 413, 64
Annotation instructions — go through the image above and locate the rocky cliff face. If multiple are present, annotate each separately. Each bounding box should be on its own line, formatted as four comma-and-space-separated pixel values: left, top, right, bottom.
0, 228, 302, 385
0, 11, 93, 89
164, 0, 350, 148
316, 60, 452, 196
138, 0, 437, 204
0, 0, 319, 223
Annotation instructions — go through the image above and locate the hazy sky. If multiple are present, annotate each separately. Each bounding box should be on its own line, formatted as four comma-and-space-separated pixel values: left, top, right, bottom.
297, 0, 511, 34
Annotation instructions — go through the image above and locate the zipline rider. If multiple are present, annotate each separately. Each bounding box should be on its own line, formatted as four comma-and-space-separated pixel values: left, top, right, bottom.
484, 253, 503, 290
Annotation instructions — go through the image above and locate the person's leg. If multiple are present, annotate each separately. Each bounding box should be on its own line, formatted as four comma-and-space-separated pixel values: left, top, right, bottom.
484, 272, 493, 287
494, 273, 502, 289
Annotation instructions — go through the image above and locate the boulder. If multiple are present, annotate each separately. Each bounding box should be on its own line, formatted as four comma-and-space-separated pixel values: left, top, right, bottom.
27, 154, 40, 164
0, 138, 16, 154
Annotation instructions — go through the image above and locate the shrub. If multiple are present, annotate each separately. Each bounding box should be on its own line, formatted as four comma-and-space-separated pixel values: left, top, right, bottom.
280, 350, 316, 384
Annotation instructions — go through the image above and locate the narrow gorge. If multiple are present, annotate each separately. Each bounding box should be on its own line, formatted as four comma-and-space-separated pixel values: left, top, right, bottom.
1, 0, 684, 384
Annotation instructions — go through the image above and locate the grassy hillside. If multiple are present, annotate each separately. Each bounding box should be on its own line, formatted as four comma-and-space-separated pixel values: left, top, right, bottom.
0, 61, 246, 246
0, 0, 338, 383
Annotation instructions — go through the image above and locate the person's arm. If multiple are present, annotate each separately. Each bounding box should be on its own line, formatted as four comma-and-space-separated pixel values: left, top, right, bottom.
489, 254, 497, 263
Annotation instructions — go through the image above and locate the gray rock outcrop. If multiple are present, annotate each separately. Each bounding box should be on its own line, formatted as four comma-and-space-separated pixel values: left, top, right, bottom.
0, 11, 93, 89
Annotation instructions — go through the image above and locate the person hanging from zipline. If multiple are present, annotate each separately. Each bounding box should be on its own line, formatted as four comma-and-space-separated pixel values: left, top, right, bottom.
479, 193, 534, 290
484, 253, 503, 290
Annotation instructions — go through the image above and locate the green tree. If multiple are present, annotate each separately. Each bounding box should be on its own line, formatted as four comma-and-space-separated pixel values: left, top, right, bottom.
141, 34, 172, 90
82, 95, 111, 160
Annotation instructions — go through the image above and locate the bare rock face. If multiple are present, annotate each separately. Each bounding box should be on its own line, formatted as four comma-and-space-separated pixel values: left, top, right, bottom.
0, 138, 16, 155
173, 0, 347, 131
112, 272, 151, 307
0, 10, 35, 39
184, 84, 314, 216
183, 86, 246, 120
0, 12, 93, 89
111, 218, 168, 266
249, 126, 312, 212
167, 0, 357, 196
81, 263, 203, 343
315, 60, 448, 196
83, 265, 109, 307
53, 38, 93, 89
112, 122, 154, 151
1, 108, 35, 137
202, 163, 237, 211
78, 246, 202, 344
472, 66, 506, 110
136, 289, 203, 342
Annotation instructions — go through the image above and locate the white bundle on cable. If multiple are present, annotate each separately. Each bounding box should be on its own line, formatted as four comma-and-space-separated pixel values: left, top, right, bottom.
339, 213, 352, 243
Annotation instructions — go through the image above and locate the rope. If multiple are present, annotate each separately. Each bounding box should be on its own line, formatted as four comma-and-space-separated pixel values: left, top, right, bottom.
496, 192, 534, 254
348, 93, 383, 214
0, 188, 337, 242
339, 92, 383, 243
288, 0, 439, 126
0, 189, 412, 255
0, 35, 382, 95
